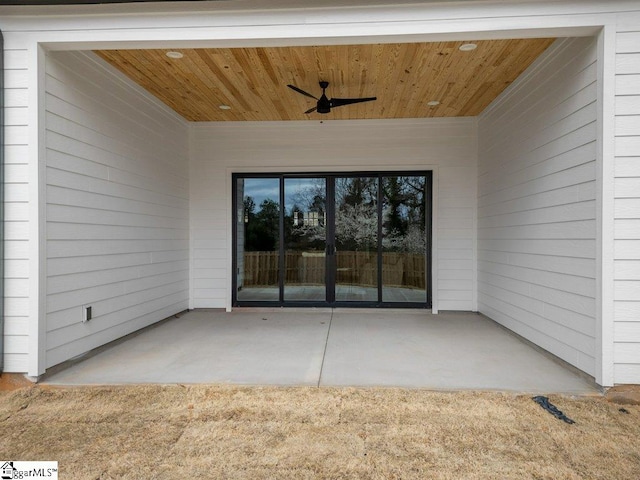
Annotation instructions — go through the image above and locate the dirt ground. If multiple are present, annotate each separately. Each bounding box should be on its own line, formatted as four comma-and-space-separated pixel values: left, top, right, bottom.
1, 385, 639, 479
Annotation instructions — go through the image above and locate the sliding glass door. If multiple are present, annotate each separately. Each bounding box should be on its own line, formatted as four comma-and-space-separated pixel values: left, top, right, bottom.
381, 176, 428, 303
334, 176, 379, 302
233, 172, 431, 307
235, 177, 280, 302
283, 177, 327, 302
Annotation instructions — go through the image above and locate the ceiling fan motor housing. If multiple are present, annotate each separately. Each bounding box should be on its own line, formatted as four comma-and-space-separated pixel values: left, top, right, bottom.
318, 94, 331, 114
318, 81, 331, 113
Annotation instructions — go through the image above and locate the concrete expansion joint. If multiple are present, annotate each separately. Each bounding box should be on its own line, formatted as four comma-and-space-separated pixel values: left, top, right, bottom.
317, 310, 334, 388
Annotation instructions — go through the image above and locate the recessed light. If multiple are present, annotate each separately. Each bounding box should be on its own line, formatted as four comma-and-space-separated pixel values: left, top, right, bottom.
459, 43, 477, 52
219, 105, 232, 110
166, 51, 184, 59
427, 101, 440, 106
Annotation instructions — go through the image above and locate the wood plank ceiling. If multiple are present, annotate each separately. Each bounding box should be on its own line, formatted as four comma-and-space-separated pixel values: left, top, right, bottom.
96, 39, 555, 122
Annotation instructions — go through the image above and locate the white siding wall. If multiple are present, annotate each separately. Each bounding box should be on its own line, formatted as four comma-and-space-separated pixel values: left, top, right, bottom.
3, 38, 30, 373
478, 38, 598, 376
190, 119, 477, 311
43, 52, 190, 368
614, 12, 640, 383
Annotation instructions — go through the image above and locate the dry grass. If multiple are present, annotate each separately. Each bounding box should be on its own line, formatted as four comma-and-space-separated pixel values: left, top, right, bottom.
1, 385, 639, 479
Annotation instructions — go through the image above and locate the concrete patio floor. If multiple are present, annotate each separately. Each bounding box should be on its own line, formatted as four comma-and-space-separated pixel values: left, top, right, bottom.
44, 310, 600, 394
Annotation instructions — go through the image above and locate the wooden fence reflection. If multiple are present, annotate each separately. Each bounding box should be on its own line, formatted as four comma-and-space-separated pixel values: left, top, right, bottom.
242, 251, 426, 289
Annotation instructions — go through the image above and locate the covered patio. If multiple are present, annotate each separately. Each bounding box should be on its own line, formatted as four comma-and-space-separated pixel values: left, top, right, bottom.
44, 310, 598, 394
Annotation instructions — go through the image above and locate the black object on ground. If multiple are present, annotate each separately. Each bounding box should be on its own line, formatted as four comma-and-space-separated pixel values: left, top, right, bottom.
619, 407, 630, 414
532, 396, 575, 424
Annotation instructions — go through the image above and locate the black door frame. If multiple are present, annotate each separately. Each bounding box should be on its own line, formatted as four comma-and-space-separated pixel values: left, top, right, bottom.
232, 171, 432, 309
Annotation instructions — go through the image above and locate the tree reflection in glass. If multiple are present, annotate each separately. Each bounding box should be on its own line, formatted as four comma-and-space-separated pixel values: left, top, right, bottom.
236, 177, 281, 301
334, 177, 379, 301
381, 176, 427, 303
283, 178, 327, 301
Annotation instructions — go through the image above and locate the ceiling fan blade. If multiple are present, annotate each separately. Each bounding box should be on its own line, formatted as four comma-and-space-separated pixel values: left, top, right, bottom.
330, 97, 377, 108
304, 106, 318, 114
287, 84, 318, 100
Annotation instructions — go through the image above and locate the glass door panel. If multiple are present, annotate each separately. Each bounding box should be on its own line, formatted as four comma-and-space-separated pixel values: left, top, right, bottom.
283, 177, 327, 302
236, 177, 281, 302
381, 176, 428, 303
334, 176, 379, 302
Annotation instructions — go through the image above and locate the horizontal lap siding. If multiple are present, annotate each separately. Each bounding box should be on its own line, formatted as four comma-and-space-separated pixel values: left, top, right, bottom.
44, 52, 189, 369
3, 40, 30, 372
614, 14, 640, 384
190, 119, 477, 310
478, 38, 598, 377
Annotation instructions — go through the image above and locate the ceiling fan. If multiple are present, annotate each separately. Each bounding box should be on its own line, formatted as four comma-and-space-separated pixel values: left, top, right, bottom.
287, 81, 377, 114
